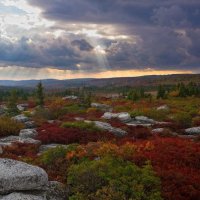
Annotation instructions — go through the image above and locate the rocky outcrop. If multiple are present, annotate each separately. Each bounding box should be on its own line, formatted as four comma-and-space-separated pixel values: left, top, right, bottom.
127, 116, 156, 127
25, 121, 36, 129
17, 104, 29, 112
0, 192, 46, 200
157, 105, 169, 111
135, 116, 156, 124
91, 103, 112, 111
0, 136, 41, 146
0, 159, 48, 195
12, 114, 29, 123
185, 127, 200, 135
94, 121, 127, 137
0, 159, 67, 199
151, 128, 165, 134
62, 96, 78, 100
102, 112, 131, 122
19, 129, 38, 139
117, 113, 131, 122
20, 138, 41, 145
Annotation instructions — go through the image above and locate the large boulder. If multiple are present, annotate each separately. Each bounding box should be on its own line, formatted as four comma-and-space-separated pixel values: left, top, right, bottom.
0, 192, 46, 200
19, 129, 38, 139
185, 127, 200, 135
94, 121, 127, 137
12, 114, 29, 123
0, 159, 48, 195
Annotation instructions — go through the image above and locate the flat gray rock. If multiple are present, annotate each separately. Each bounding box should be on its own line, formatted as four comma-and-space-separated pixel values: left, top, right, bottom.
126, 120, 152, 127
20, 138, 41, 145
25, 121, 36, 129
157, 105, 169, 111
62, 96, 78, 100
91, 103, 112, 111
17, 104, 28, 112
102, 112, 131, 122
0, 159, 48, 194
152, 128, 165, 134
19, 129, 38, 139
0, 136, 19, 144
185, 127, 200, 135
12, 114, 29, 123
94, 121, 127, 137
0, 136, 41, 145
0, 192, 46, 200
135, 116, 156, 124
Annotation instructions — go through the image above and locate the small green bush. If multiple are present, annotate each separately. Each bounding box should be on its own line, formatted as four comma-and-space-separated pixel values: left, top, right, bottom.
0, 117, 24, 137
63, 104, 87, 115
67, 156, 163, 200
61, 121, 101, 132
173, 112, 192, 128
41, 146, 68, 166
130, 110, 144, 118
144, 109, 170, 121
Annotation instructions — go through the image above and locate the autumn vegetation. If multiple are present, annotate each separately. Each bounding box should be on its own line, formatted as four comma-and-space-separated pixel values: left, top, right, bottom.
0, 81, 200, 200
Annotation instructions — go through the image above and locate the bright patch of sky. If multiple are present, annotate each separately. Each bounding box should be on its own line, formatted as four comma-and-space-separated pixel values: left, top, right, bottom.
0, 0, 53, 41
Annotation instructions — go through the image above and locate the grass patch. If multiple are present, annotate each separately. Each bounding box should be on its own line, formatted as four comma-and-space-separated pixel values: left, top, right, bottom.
61, 121, 101, 132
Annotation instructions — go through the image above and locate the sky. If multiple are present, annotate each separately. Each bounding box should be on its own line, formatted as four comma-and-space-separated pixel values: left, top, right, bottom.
0, 0, 200, 80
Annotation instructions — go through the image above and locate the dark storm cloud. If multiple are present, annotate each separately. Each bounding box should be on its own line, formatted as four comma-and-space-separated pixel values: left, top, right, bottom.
1, 0, 200, 72
25, 0, 200, 72
71, 39, 94, 51
28, 0, 200, 27
0, 36, 95, 70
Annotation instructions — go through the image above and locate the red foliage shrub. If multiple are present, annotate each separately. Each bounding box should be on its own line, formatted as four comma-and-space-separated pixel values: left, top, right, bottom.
1, 143, 39, 159
37, 123, 115, 145
27, 101, 36, 109
85, 108, 104, 120
128, 137, 200, 200
126, 126, 153, 140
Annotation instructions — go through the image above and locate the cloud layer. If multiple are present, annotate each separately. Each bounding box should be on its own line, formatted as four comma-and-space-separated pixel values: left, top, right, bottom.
0, 0, 200, 79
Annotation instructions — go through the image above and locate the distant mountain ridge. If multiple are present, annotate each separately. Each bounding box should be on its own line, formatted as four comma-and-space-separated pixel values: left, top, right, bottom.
0, 74, 200, 89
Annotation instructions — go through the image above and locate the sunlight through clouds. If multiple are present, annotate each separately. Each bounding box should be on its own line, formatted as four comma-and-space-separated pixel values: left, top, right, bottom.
0, 0, 199, 80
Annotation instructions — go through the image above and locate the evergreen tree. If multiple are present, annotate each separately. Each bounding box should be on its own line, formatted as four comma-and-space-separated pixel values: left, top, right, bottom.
36, 81, 45, 107
139, 87, 145, 98
157, 85, 167, 99
7, 89, 19, 116
178, 83, 187, 97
